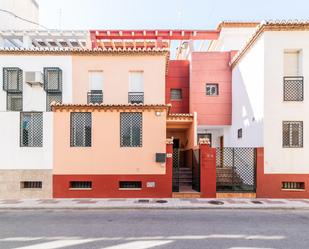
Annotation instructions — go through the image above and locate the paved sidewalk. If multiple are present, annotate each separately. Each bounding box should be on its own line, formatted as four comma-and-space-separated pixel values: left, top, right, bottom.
0, 198, 309, 210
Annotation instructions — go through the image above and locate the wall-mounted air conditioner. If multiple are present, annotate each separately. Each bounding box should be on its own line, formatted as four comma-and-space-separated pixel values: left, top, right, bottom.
25, 71, 43, 87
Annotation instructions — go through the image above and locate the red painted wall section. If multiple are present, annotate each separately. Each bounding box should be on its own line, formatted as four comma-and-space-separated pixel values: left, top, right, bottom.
190, 52, 232, 125
256, 148, 309, 198
166, 60, 190, 113
53, 143, 173, 198
200, 144, 216, 198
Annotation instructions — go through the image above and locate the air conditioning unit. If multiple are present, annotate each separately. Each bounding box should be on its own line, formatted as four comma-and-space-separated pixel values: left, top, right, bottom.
25, 71, 43, 87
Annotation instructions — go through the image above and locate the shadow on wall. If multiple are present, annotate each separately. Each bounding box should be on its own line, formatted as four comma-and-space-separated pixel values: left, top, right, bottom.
225, 67, 263, 148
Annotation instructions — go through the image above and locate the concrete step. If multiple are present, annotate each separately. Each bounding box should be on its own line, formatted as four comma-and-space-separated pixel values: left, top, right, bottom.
172, 192, 201, 198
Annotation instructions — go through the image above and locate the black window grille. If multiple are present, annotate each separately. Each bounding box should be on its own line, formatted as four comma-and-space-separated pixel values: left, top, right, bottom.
119, 181, 142, 189
21, 181, 42, 189
20, 112, 43, 147
46, 92, 62, 111
283, 76, 304, 101
282, 181, 305, 190
70, 112, 92, 147
87, 90, 103, 104
128, 92, 144, 104
282, 121, 303, 148
120, 112, 142, 147
7, 92, 23, 111
44, 67, 62, 92
3, 67, 23, 92
206, 83, 219, 96
70, 181, 92, 189
170, 89, 182, 100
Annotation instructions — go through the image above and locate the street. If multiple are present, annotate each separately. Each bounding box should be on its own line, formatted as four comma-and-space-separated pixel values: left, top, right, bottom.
0, 209, 308, 249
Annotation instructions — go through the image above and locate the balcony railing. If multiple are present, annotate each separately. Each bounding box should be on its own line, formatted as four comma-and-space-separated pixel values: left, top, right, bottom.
128, 92, 144, 104
87, 90, 103, 104
283, 76, 304, 101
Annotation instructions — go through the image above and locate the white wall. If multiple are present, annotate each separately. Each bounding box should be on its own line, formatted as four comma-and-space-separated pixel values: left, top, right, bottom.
0, 112, 52, 169
0, 0, 39, 30
0, 55, 72, 112
264, 31, 309, 174
209, 28, 257, 52
224, 35, 265, 147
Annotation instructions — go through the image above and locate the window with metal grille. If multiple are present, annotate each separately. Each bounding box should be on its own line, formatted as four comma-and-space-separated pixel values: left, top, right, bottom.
282, 182, 305, 190
282, 121, 303, 148
87, 90, 103, 104
7, 92, 23, 111
3, 67, 23, 92
238, 128, 243, 139
283, 76, 304, 101
44, 67, 62, 92
119, 181, 142, 189
69, 181, 92, 189
170, 89, 182, 100
20, 112, 43, 147
21, 181, 42, 189
70, 112, 92, 147
46, 92, 62, 111
206, 83, 219, 96
120, 112, 142, 147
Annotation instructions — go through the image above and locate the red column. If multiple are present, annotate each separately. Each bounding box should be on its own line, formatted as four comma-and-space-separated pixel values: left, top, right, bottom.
200, 143, 216, 198
165, 140, 173, 196
256, 147, 264, 198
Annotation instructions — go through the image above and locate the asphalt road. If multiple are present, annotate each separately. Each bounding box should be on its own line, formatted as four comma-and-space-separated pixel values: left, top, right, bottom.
0, 209, 308, 249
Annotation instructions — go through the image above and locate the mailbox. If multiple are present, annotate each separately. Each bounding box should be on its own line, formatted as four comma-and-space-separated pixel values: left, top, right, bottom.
156, 153, 166, 163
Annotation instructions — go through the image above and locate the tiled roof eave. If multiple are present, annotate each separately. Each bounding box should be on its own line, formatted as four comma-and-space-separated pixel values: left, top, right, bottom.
230, 20, 309, 68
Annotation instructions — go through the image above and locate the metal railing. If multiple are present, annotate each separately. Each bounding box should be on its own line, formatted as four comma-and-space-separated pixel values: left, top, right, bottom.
216, 147, 256, 192
128, 92, 144, 104
87, 90, 103, 104
283, 76, 304, 101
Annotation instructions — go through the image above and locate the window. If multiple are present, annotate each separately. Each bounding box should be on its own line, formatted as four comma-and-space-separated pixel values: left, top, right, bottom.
20, 112, 43, 147
3, 67, 23, 92
282, 182, 305, 190
70, 112, 92, 147
70, 181, 92, 189
206, 84, 219, 96
129, 71, 144, 104
284, 76, 304, 101
88, 71, 103, 104
21, 181, 42, 189
7, 92, 22, 111
44, 67, 62, 92
119, 181, 142, 189
120, 112, 142, 147
237, 129, 243, 139
170, 89, 182, 100
46, 92, 62, 111
284, 50, 301, 77
282, 121, 303, 148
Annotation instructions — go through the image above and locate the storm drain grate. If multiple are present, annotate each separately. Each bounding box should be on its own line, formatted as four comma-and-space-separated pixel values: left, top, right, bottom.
137, 199, 150, 203
208, 200, 224, 205
156, 200, 168, 204
251, 200, 263, 204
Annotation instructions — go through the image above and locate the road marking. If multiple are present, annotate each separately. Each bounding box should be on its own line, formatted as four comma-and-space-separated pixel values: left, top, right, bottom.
229, 247, 275, 249
100, 240, 173, 249
246, 235, 285, 240
12, 239, 96, 249
1, 237, 42, 241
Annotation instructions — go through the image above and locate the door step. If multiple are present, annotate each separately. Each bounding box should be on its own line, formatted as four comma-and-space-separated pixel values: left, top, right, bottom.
172, 192, 201, 198
216, 192, 256, 198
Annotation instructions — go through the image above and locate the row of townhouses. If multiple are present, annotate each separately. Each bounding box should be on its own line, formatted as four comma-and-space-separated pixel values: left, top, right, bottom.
0, 21, 308, 199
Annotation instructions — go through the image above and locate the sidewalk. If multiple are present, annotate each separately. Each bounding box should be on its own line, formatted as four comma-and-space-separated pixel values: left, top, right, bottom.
0, 198, 309, 210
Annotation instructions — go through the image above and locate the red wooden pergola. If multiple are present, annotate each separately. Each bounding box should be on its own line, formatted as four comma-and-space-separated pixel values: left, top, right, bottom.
90, 29, 220, 49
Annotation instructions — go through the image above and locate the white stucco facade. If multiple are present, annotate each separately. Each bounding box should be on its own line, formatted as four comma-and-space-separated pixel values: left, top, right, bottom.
225, 35, 264, 148
263, 31, 309, 174
0, 55, 72, 170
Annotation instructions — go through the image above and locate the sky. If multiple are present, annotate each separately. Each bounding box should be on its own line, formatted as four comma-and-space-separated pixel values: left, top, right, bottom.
37, 0, 309, 30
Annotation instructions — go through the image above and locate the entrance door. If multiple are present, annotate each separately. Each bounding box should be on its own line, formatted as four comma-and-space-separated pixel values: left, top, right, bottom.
172, 139, 180, 192
219, 136, 224, 168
